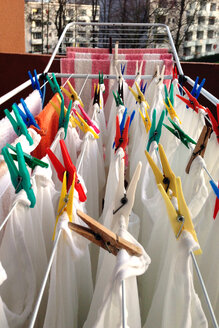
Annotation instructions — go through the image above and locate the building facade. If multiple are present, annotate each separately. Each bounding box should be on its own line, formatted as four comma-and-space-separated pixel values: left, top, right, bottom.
25, 0, 99, 54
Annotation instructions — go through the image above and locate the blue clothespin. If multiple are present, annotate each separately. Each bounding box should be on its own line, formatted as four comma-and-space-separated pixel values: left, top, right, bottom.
121, 63, 126, 75
2, 143, 36, 207
186, 76, 205, 109
146, 109, 165, 152
209, 180, 219, 199
14, 99, 40, 129
4, 105, 33, 145
28, 69, 43, 100
129, 110, 135, 127
120, 108, 127, 134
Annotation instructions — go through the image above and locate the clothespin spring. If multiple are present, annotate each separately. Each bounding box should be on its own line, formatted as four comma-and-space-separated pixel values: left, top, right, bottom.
57, 194, 69, 217
113, 194, 128, 215
176, 215, 185, 239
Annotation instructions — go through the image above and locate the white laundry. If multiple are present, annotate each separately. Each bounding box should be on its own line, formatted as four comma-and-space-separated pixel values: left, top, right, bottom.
0, 262, 9, 328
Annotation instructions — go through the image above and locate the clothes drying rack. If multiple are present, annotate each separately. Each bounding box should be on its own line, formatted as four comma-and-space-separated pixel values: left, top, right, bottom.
0, 22, 218, 328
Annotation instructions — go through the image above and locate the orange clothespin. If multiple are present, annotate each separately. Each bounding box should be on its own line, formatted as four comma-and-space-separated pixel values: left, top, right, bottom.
68, 209, 142, 257
186, 125, 212, 174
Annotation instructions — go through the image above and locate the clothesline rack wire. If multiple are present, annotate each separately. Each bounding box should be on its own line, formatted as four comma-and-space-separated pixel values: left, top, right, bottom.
0, 22, 218, 106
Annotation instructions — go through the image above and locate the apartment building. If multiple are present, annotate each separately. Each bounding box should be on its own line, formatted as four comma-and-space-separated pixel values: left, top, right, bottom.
25, 0, 99, 53
183, 1, 219, 60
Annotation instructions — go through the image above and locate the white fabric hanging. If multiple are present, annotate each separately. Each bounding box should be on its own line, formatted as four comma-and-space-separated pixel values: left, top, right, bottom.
0, 262, 9, 328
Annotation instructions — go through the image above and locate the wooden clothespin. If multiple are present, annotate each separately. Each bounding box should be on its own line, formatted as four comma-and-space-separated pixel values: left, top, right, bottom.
186, 125, 212, 174
68, 210, 142, 257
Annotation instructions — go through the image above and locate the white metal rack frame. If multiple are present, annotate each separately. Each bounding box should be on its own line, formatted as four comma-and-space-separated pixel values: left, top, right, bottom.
0, 22, 218, 106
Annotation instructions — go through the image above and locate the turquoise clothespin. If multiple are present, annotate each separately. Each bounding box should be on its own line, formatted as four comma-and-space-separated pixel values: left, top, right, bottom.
6, 143, 48, 170
146, 109, 165, 152
2, 143, 36, 207
113, 91, 124, 107
99, 71, 104, 87
46, 73, 61, 95
164, 83, 174, 114
4, 105, 33, 145
59, 93, 72, 139
163, 117, 196, 149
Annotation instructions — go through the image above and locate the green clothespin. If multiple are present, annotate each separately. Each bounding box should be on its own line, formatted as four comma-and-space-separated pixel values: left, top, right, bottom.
46, 73, 61, 95
6, 143, 49, 170
113, 91, 124, 107
4, 105, 33, 145
163, 117, 196, 149
2, 142, 36, 207
164, 84, 174, 115
59, 93, 72, 139
146, 109, 165, 152
99, 72, 104, 90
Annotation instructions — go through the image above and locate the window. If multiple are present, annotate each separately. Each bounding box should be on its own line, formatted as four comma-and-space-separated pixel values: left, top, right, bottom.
32, 32, 42, 39
206, 44, 212, 52
187, 16, 193, 25
197, 31, 203, 40
32, 8, 41, 15
79, 9, 87, 16
68, 9, 74, 16
209, 17, 215, 25
66, 32, 73, 38
33, 45, 42, 52
184, 47, 191, 56
200, 2, 206, 10
210, 3, 216, 11
198, 16, 205, 24
207, 30, 214, 38
185, 32, 193, 41
195, 45, 202, 54
159, 0, 168, 7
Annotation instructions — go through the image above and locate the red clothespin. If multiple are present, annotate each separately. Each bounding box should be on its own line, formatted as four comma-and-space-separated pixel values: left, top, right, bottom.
177, 87, 206, 114
213, 182, 219, 219
172, 65, 178, 80
206, 104, 219, 143
114, 115, 130, 152
46, 140, 87, 202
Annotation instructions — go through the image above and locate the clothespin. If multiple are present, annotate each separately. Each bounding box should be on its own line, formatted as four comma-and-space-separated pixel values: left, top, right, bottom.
186, 125, 212, 174
164, 84, 174, 109
177, 87, 206, 114
99, 71, 104, 85
114, 115, 130, 152
72, 109, 99, 139
118, 80, 124, 102
205, 104, 219, 143
53, 171, 75, 240
145, 143, 177, 197
28, 69, 43, 100
46, 139, 87, 202
163, 117, 196, 149
146, 109, 165, 152
6, 143, 48, 170
14, 99, 40, 129
46, 72, 61, 95
139, 107, 151, 133
61, 80, 84, 108
158, 173, 201, 254
68, 209, 142, 257
50, 94, 76, 129
154, 65, 165, 85
190, 76, 206, 100
4, 105, 33, 145
135, 61, 143, 79
93, 83, 100, 106
77, 104, 100, 134
2, 142, 36, 207
121, 63, 126, 75
172, 65, 178, 80
130, 109, 136, 127
129, 82, 149, 108
55, 92, 72, 139
113, 91, 124, 107
135, 81, 147, 105
213, 182, 219, 219
163, 97, 181, 124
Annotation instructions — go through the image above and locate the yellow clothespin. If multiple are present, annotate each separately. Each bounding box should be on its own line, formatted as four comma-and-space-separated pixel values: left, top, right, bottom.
158, 177, 201, 254
145, 144, 176, 198
53, 171, 75, 240
73, 110, 99, 139
146, 144, 201, 254
50, 94, 77, 128
129, 82, 149, 109
61, 80, 84, 108
139, 106, 151, 133
163, 97, 182, 124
